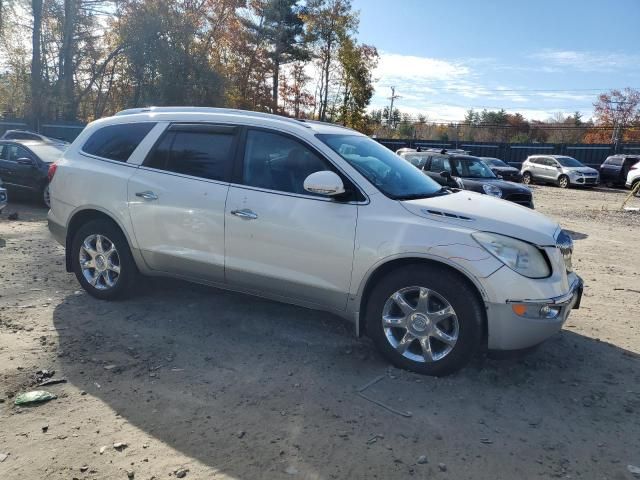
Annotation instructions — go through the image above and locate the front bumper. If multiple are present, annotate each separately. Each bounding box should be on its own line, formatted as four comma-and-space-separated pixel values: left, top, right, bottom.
486, 275, 583, 350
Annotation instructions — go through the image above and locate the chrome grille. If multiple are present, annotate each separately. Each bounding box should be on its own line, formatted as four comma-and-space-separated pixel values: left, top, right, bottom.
556, 230, 573, 272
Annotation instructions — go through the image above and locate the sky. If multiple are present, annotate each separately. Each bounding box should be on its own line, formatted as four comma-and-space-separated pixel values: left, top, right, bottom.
351, 0, 640, 122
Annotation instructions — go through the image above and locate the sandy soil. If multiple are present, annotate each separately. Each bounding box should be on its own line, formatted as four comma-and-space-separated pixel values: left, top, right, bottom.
0, 186, 639, 480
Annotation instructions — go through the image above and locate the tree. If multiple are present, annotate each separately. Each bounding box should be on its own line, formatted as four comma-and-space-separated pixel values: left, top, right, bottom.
305, 0, 356, 121
336, 37, 377, 130
31, 0, 43, 127
584, 88, 640, 143
243, 0, 308, 113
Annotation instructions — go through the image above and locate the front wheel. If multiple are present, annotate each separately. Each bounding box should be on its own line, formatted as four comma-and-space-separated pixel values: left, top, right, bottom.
365, 265, 484, 376
71, 219, 137, 300
558, 175, 569, 188
522, 171, 533, 185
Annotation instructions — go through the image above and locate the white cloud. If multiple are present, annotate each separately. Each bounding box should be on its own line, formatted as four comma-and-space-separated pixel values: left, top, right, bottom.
374, 52, 470, 84
531, 49, 640, 73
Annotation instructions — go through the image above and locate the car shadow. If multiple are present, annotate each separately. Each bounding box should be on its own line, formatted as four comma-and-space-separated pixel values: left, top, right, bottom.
565, 229, 588, 240
51, 279, 640, 479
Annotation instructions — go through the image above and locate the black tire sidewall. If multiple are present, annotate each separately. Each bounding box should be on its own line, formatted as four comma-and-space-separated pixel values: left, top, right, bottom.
365, 265, 484, 376
71, 219, 136, 300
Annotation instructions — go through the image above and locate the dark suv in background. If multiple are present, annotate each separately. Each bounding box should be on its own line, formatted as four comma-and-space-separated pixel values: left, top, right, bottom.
397, 149, 534, 208
599, 155, 639, 187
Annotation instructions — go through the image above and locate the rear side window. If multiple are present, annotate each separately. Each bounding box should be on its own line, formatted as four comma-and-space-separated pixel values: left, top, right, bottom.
144, 125, 236, 181
83, 123, 156, 162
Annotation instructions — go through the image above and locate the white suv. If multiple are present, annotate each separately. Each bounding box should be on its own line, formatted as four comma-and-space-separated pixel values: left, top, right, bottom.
625, 160, 640, 194
48, 107, 583, 375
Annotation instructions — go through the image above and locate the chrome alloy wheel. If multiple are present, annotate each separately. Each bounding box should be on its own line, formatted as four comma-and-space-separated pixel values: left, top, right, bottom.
79, 234, 121, 290
382, 286, 459, 363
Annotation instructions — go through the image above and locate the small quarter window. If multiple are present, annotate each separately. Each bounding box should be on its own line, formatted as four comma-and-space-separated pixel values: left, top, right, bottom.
83, 123, 156, 162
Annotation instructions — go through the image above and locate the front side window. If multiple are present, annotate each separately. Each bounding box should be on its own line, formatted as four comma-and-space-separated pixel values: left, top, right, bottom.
555, 156, 583, 168
450, 157, 496, 179
317, 134, 445, 200
242, 130, 332, 195
83, 123, 156, 162
145, 127, 235, 181
430, 157, 451, 173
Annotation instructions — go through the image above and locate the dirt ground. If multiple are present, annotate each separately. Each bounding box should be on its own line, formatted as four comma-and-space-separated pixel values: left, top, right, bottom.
0, 186, 639, 480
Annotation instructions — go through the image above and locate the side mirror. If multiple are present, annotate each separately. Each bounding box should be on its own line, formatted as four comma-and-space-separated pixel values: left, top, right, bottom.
303, 171, 346, 197
556, 165, 562, 169
497, 175, 504, 179
17, 157, 36, 166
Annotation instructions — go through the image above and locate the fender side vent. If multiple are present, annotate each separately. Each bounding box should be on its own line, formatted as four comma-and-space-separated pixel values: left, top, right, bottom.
422, 209, 473, 221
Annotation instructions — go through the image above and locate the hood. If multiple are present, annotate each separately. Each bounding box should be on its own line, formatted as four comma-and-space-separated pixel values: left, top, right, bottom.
491, 166, 519, 173
400, 191, 559, 246
460, 177, 530, 192
564, 166, 598, 174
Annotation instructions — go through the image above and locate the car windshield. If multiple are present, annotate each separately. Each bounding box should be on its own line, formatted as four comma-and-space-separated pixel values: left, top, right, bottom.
483, 158, 509, 168
556, 156, 584, 168
450, 156, 497, 178
28, 144, 66, 163
317, 134, 446, 199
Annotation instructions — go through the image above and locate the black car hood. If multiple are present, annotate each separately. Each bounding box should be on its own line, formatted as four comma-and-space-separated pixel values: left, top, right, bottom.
457, 177, 530, 194
491, 166, 520, 174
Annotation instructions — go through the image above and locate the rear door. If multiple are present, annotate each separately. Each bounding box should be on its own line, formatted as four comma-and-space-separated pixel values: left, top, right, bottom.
0, 143, 12, 184
127, 124, 238, 282
600, 157, 620, 183
224, 128, 358, 310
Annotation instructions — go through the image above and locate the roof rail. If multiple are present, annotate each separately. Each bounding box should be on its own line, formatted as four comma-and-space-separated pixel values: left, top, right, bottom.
114, 106, 312, 128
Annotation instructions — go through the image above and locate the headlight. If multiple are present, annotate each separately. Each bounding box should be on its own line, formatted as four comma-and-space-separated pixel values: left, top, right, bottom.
472, 232, 550, 278
482, 184, 502, 198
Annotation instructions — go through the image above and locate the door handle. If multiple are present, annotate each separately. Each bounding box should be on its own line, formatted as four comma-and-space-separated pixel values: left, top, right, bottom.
135, 191, 158, 200
231, 208, 258, 220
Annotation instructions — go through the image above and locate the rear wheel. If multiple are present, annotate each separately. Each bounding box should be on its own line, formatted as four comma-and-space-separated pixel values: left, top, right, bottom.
365, 265, 484, 376
71, 219, 137, 300
633, 179, 640, 197
522, 171, 533, 185
42, 184, 50, 207
558, 175, 569, 188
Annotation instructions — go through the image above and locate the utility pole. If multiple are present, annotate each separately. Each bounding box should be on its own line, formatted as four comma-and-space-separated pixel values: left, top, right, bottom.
387, 86, 401, 128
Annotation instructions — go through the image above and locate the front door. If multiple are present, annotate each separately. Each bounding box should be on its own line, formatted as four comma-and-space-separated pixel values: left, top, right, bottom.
127, 124, 238, 282
224, 129, 358, 311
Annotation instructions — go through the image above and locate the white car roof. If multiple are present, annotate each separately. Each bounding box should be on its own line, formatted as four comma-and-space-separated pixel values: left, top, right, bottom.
107, 107, 358, 136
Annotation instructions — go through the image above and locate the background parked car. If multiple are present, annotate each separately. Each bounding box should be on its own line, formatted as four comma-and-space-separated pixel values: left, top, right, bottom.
398, 149, 534, 208
1, 129, 69, 146
0, 178, 7, 214
599, 154, 639, 187
625, 160, 640, 196
0, 140, 65, 206
480, 157, 522, 182
521, 155, 599, 188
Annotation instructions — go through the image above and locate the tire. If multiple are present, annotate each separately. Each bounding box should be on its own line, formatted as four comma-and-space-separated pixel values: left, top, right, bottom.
365, 264, 484, 376
71, 219, 137, 300
633, 180, 640, 198
42, 184, 51, 208
522, 171, 533, 185
557, 175, 569, 188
